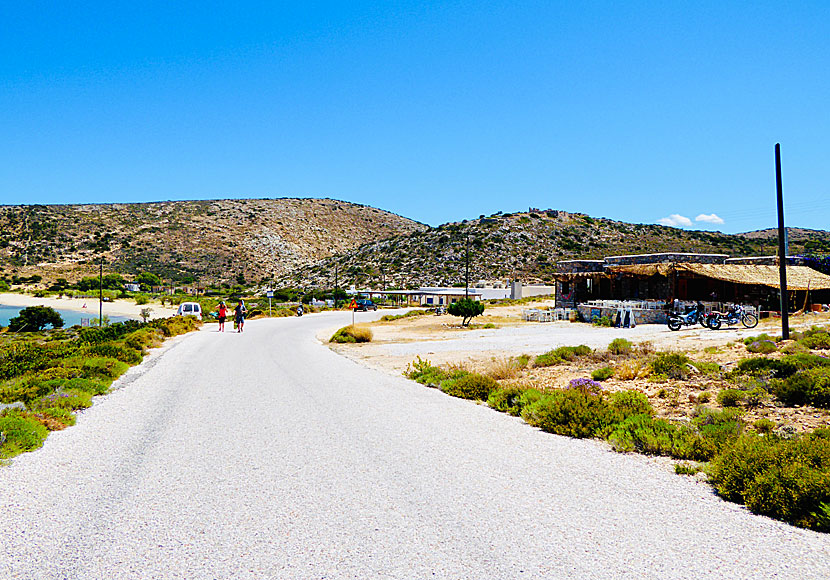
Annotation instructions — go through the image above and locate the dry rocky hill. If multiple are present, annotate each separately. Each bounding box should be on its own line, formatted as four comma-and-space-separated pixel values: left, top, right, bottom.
282, 210, 830, 290
0, 199, 425, 286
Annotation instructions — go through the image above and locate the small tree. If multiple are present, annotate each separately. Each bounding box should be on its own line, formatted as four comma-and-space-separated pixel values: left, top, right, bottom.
8, 306, 64, 332
140, 307, 153, 322
448, 298, 485, 326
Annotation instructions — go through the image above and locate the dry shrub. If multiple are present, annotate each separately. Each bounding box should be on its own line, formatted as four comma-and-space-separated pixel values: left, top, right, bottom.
486, 357, 524, 380
330, 325, 373, 343
615, 359, 643, 381
637, 341, 656, 355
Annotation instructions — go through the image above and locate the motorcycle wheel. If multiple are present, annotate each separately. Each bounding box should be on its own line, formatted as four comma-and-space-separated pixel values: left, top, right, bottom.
699, 316, 709, 328
707, 315, 722, 330
667, 318, 682, 331
741, 313, 759, 329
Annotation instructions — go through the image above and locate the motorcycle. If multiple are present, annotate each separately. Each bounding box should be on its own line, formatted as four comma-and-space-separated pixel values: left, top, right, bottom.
667, 302, 708, 331
296, 305, 304, 317
705, 304, 758, 330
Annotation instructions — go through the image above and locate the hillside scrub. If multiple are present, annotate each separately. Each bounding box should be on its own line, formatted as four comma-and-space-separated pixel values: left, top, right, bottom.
0, 315, 201, 461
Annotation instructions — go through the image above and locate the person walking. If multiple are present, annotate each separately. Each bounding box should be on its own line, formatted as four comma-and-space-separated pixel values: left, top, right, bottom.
217, 301, 228, 332
234, 300, 246, 333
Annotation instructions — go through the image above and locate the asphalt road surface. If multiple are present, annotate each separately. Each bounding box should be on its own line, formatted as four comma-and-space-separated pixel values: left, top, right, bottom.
2, 311, 828, 579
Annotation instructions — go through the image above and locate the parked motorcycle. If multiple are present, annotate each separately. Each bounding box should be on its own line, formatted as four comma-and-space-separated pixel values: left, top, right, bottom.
667, 302, 707, 331
705, 304, 758, 330
296, 305, 304, 317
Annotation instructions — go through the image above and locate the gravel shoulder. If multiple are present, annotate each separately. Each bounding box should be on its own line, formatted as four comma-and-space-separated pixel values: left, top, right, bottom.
1, 310, 828, 579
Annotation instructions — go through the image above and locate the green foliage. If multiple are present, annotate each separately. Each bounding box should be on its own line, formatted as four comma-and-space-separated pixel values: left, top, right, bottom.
380, 309, 428, 321
609, 390, 653, 417
81, 343, 143, 365
62, 357, 129, 384
801, 330, 830, 350
697, 391, 711, 403
691, 361, 721, 376
607, 414, 704, 459
650, 352, 690, 380
675, 462, 704, 475
0, 409, 49, 458
753, 418, 776, 434
488, 386, 540, 416
746, 340, 777, 354
521, 387, 617, 439
32, 389, 92, 411
534, 345, 591, 367
406, 358, 468, 387
772, 367, 830, 408
717, 389, 745, 407
744, 333, 778, 346
607, 338, 633, 355
447, 299, 485, 326
329, 325, 373, 343
40, 406, 76, 427
709, 431, 830, 530
592, 315, 612, 327
0, 377, 54, 405
591, 366, 614, 381
8, 306, 64, 332
441, 373, 499, 400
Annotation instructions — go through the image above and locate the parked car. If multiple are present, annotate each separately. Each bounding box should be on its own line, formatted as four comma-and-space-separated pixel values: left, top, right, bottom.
176, 302, 203, 320
355, 299, 377, 312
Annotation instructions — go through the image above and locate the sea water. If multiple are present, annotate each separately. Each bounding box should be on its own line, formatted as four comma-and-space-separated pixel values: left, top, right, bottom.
0, 304, 131, 328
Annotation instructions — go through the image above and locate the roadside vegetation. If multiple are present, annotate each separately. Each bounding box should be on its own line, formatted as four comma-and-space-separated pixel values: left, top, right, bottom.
0, 309, 201, 461
405, 325, 830, 533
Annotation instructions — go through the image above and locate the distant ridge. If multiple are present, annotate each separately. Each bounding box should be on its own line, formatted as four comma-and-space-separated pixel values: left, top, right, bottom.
280, 209, 830, 289
0, 198, 426, 285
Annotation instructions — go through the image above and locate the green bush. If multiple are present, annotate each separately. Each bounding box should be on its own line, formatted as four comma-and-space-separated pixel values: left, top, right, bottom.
709, 431, 830, 530
717, 389, 745, 407
32, 389, 92, 411
62, 357, 129, 384
607, 414, 704, 459
691, 361, 721, 376
593, 315, 612, 327
692, 407, 743, 457
0, 409, 49, 458
406, 358, 467, 386
744, 333, 778, 346
8, 306, 64, 332
609, 390, 653, 417
650, 352, 690, 380
40, 406, 76, 427
772, 367, 830, 408
0, 377, 53, 406
753, 418, 776, 434
801, 331, 830, 350
534, 345, 591, 367
735, 353, 830, 379
591, 366, 614, 381
381, 310, 428, 322
746, 340, 777, 354
608, 338, 633, 355
488, 386, 540, 416
81, 343, 143, 364
441, 373, 498, 400
521, 388, 616, 439
675, 462, 704, 475
329, 325, 373, 343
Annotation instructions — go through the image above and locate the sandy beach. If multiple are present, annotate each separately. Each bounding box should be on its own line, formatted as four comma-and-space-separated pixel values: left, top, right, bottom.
0, 292, 178, 320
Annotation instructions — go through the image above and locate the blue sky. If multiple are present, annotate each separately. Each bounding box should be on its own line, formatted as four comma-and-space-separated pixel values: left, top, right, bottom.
1, 1, 828, 233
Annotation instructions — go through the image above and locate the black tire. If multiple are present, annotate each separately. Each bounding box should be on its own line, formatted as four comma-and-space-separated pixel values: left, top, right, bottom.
668, 318, 682, 331
741, 313, 759, 329
699, 316, 709, 328
707, 315, 722, 330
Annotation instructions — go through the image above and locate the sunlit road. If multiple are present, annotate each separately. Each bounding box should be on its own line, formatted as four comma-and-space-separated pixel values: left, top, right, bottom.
1, 311, 828, 579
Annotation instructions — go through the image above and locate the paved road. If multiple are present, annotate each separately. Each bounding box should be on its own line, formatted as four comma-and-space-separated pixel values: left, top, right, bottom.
1, 311, 828, 579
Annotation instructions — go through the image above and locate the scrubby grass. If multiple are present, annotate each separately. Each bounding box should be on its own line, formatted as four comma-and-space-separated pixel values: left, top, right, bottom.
380, 309, 429, 322
591, 366, 614, 381
534, 345, 591, 367
0, 409, 49, 459
330, 325, 373, 343
608, 338, 633, 355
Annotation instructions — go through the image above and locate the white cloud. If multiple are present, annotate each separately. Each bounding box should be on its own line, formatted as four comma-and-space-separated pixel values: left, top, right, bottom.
695, 213, 725, 225
657, 214, 693, 227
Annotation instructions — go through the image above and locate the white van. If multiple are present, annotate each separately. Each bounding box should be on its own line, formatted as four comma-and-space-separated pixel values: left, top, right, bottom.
176, 302, 203, 320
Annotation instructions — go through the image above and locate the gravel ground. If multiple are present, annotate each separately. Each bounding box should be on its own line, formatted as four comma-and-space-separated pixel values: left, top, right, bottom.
1, 310, 828, 579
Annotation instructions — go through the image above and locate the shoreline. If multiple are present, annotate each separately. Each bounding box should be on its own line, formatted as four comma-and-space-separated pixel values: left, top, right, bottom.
0, 292, 178, 320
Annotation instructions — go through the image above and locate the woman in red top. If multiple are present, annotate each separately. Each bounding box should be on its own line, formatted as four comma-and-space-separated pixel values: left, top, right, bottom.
217, 302, 228, 332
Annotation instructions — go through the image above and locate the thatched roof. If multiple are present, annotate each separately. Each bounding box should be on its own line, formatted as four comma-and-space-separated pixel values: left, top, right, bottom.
675, 264, 830, 290
607, 264, 675, 277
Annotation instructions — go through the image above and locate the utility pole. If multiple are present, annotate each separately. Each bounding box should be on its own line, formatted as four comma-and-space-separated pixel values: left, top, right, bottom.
465, 231, 470, 299
98, 258, 103, 327
775, 143, 789, 340
334, 261, 339, 309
